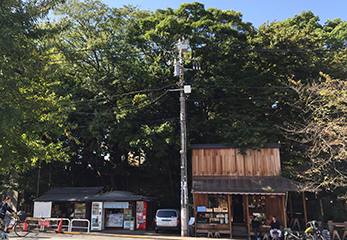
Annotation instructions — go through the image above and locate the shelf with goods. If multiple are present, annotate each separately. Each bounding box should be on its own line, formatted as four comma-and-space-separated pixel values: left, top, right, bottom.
196, 208, 229, 223
196, 208, 230, 234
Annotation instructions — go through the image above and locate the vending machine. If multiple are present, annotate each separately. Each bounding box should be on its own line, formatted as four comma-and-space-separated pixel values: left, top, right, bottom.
123, 209, 132, 229
136, 201, 147, 230
91, 202, 103, 231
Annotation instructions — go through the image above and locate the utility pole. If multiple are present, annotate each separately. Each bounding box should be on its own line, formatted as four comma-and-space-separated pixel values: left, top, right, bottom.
37, 160, 41, 198
180, 40, 189, 238
174, 39, 199, 237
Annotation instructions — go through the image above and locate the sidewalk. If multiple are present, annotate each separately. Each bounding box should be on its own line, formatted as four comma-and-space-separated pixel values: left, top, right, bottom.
88, 229, 248, 240
84, 229, 205, 239
51, 228, 244, 240
44, 225, 249, 240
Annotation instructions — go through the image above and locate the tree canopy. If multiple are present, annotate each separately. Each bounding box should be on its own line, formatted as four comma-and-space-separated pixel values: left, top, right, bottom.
3, 0, 347, 207
0, 0, 72, 187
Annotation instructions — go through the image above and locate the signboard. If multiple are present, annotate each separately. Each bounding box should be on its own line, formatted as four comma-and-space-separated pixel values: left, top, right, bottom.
104, 202, 129, 209
106, 213, 123, 227
33, 202, 52, 218
38, 220, 50, 227
124, 221, 130, 229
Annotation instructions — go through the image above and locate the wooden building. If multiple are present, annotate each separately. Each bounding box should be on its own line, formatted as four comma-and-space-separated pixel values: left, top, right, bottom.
191, 143, 311, 238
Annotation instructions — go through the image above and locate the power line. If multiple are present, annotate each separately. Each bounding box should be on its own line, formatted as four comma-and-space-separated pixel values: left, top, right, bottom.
74, 117, 180, 128
74, 84, 175, 103
70, 90, 169, 115
43, 44, 171, 58
43, 43, 335, 56
190, 83, 291, 89
224, 47, 330, 53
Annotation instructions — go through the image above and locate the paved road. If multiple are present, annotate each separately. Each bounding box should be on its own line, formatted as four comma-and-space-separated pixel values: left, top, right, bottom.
4, 231, 226, 240
7, 232, 132, 240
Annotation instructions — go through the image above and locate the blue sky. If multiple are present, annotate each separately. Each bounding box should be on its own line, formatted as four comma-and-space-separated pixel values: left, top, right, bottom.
101, 0, 346, 28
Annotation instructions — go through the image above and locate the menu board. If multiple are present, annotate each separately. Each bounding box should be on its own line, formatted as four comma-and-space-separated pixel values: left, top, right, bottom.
106, 214, 123, 227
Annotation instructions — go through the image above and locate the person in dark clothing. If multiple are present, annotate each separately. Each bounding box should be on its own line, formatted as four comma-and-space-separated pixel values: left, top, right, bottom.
0, 196, 15, 233
252, 216, 262, 240
270, 215, 282, 239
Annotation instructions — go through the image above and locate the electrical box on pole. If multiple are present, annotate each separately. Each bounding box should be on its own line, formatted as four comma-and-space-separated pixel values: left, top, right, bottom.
184, 85, 191, 94
178, 42, 188, 52
173, 59, 180, 77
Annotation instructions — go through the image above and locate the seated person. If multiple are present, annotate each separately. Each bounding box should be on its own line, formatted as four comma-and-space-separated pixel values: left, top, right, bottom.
270, 215, 282, 239
252, 216, 262, 240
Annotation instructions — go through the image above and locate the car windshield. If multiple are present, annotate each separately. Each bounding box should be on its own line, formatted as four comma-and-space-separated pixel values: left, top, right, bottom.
157, 210, 177, 217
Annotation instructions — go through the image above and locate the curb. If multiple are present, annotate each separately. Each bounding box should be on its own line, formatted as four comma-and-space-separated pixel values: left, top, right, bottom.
42, 229, 236, 240
44, 230, 208, 240
46, 230, 81, 234
112, 235, 152, 239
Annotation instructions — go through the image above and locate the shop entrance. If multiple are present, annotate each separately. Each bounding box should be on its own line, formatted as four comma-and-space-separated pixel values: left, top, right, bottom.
231, 194, 247, 237
232, 195, 244, 223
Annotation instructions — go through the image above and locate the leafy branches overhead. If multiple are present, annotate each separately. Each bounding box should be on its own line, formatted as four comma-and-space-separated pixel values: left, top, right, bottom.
0, 0, 72, 176
4, 0, 347, 202
283, 74, 347, 195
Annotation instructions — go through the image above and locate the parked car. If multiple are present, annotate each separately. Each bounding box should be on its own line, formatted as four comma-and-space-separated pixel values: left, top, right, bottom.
154, 209, 180, 233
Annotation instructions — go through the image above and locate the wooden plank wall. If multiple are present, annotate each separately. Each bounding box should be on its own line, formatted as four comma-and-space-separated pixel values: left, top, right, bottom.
192, 147, 281, 176
266, 195, 284, 224
193, 193, 208, 210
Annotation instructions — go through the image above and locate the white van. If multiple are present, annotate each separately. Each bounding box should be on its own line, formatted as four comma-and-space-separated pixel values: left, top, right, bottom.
154, 209, 180, 233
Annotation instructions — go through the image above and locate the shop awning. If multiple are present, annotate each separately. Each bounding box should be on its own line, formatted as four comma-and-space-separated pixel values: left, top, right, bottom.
192, 175, 316, 195
34, 187, 104, 202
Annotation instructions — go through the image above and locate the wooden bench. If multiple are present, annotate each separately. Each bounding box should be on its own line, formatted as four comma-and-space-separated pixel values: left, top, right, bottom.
250, 225, 269, 240
196, 223, 229, 238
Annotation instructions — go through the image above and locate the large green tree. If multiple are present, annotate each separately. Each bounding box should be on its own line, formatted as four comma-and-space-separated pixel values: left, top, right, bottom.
42, 1, 259, 206
283, 75, 347, 195
45, 0, 179, 197
0, 0, 73, 196
36, 2, 347, 204
248, 12, 347, 196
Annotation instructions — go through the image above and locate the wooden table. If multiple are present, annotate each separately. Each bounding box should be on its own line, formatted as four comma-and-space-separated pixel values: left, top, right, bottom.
260, 225, 271, 232
260, 225, 271, 240
327, 221, 347, 240
207, 223, 220, 238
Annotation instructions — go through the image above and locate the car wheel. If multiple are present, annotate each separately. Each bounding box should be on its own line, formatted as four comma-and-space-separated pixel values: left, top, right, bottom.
155, 229, 158, 233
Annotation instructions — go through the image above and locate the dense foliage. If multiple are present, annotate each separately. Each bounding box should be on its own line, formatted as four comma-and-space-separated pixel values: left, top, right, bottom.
0, 0, 73, 197
2, 0, 347, 212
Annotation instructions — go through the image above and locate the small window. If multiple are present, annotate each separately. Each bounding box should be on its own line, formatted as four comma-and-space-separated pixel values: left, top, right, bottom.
248, 195, 266, 210
208, 194, 227, 208
157, 210, 177, 217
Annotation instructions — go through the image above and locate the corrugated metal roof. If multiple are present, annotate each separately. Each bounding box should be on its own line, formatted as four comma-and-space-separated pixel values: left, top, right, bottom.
192, 175, 315, 195
90, 191, 154, 201
34, 187, 104, 202
190, 143, 281, 149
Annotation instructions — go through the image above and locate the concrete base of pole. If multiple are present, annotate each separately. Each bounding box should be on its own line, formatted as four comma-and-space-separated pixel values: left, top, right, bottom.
181, 207, 188, 237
